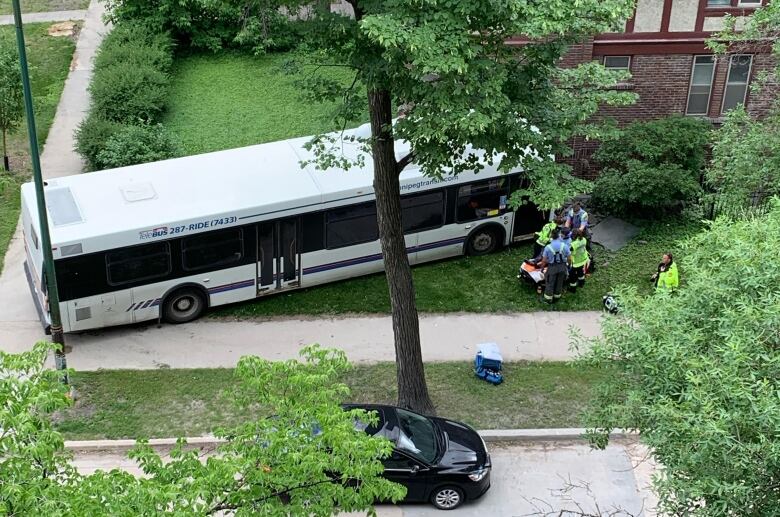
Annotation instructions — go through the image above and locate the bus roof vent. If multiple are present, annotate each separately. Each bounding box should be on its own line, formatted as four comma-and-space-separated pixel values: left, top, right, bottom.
120, 182, 157, 202
46, 187, 84, 226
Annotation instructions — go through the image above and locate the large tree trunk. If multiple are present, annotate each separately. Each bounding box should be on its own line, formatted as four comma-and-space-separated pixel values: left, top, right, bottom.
368, 88, 436, 416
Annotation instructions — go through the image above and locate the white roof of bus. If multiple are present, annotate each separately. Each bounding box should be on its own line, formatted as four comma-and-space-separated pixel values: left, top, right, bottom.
22, 129, 512, 250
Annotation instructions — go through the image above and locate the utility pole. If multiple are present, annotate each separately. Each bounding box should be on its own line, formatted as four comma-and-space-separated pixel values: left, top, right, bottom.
11, 0, 69, 386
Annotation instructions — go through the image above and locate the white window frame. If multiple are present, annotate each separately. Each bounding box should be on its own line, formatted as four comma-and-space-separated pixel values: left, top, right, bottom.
706, 0, 731, 6
602, 55, 631, 71
721, 54, 753, 114
685, 55, 717, 116
737, 0, 762, 6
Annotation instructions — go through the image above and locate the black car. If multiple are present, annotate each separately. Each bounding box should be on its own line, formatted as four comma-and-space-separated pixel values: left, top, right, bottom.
345, 404, 491, 510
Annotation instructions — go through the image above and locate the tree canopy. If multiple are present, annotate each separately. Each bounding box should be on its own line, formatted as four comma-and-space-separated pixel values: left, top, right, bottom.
577, 199, 780, 516
1, 344, 403, 515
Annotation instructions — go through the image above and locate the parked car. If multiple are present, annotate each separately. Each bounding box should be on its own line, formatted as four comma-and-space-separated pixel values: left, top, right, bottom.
344, 404, 492, 510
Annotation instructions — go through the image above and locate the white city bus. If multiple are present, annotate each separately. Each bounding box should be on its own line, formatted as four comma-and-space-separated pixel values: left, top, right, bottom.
22, 129, 545, 332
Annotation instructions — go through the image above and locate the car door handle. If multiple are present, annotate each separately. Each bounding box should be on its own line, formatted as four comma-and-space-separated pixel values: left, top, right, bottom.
464, 225, 473, 230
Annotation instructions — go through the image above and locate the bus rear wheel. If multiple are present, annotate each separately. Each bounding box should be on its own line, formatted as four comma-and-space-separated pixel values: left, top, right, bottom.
163, 288, 206, 324
466, 226, 499, 256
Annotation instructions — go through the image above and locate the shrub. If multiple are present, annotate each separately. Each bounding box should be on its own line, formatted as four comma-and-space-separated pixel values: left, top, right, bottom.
95, 124, 182, 169
74, 113, 126, 170
591, 115, 711, 217
89, 61, 169, 124
93, 23, 174, 73
592, 161, 702, 217
595, 115, 712, 172
104, 0, 303, 52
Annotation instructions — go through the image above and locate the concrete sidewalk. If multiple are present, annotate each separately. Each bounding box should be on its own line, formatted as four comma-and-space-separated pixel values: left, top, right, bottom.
0, 0, 108, 338
1, 311, 601, 370
0, 9, 87, 25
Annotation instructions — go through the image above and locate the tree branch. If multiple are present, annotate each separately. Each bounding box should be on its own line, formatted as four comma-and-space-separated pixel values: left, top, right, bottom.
208, 477, 337, 514
396, 152, 416, 174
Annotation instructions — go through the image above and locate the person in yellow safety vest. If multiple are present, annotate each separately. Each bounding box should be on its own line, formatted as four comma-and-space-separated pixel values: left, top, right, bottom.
533, 216, 563, 259
567, 229, 589, 293
651, 252, 679, 291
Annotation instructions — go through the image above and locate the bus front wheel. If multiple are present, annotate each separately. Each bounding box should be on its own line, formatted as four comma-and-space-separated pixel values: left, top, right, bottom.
163, 288, 206, 324
466, 226, 500, 256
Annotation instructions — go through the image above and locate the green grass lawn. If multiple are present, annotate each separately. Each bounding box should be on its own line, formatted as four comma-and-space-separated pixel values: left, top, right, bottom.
54, 362, 604, 440
164, 52, 360, 155
0, 23, 77, 274
212, 221, 700, 318
0, 0, 89, 15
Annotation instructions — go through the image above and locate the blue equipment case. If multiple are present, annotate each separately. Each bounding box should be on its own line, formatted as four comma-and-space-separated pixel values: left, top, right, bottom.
474, 342, 503, 385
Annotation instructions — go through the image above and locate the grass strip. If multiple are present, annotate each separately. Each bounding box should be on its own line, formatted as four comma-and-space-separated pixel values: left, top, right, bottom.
55, 362, 604, 440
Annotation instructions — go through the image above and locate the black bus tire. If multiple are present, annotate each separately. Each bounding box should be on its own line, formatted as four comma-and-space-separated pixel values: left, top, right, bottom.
163, 288, 206, 324
466, 226, 500, 256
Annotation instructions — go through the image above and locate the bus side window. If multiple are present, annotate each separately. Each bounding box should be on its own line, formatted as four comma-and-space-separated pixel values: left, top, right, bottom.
401, 191, 444, 234
300, 212, 325, 253
182, 228, 244, 271
455, 178, 508, 223
106, 242, 172, 286
326, 202, 378, 249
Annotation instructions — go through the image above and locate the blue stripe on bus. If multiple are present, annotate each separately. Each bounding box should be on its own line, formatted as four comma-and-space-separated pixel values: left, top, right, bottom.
121, 236, 468, 307
303, 236, 465, 275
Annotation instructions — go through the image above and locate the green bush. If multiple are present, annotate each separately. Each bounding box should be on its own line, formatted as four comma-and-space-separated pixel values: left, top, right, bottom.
89, 61, 169, 124
591, 115, 711, 217
595, 115, 712, 172
103, 0, 303, 52
592, 161, 702, 216
74, 113, 126, 170
95, 124, 182, 169
94, 23, 174, 72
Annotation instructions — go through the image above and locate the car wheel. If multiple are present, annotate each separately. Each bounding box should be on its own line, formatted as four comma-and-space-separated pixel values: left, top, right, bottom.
466, 227, 499, 256
163, 288, 206, 324
431, 486, 464, 510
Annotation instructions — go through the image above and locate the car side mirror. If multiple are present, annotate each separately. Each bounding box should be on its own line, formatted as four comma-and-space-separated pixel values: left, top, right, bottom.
410, 464, 420, 475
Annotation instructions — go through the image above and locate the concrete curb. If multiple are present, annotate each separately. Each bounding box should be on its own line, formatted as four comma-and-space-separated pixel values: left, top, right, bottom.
65, 429, 634, 452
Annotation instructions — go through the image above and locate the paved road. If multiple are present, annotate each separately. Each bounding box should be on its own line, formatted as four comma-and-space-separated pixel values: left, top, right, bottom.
0, 9, 87, 25
1, 311, 601, 370
72, 440, 656, 516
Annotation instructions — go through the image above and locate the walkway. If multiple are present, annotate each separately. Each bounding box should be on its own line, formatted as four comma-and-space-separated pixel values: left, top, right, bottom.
0, 9, 87, 25
0, 0, 108, 340
1, 311, 602, 370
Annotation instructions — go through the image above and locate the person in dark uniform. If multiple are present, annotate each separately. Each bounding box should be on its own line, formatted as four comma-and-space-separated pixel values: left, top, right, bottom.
539, 229, 571, 304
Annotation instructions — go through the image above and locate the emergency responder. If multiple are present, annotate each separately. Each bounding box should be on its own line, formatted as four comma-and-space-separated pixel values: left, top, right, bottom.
652, 253, 679, 291
533, 216, 562, 258
565, 201, 589, 233
540, 228, 571, 304
568, 229, 589, 293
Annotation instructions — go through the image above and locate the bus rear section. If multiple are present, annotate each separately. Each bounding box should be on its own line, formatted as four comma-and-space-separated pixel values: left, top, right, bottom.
21, 190, 51, 332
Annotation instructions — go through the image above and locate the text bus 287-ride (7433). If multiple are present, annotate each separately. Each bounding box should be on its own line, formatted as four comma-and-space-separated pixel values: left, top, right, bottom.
22, 128, 545, 333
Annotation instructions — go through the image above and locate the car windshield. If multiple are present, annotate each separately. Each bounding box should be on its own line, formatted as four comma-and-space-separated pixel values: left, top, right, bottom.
395, 408, 438, 464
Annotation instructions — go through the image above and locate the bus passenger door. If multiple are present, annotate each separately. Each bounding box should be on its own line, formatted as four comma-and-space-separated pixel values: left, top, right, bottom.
278, 218, 299, 289
256, 218, 300, 294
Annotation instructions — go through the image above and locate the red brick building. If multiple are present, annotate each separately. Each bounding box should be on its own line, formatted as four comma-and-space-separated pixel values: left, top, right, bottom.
511, 0, 777, 176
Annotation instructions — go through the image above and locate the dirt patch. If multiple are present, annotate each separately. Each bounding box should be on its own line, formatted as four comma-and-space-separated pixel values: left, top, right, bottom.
47, 21, 77, 37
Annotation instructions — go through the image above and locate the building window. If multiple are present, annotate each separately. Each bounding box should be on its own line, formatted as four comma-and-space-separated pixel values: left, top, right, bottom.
603, 56, 631, 71
737, 0, 762, 6
686, 55, 716, 116
706, 0, 731, 5
722, 55, 753, 113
